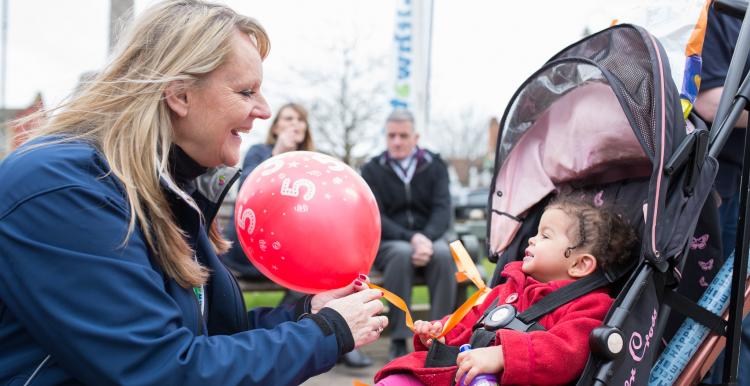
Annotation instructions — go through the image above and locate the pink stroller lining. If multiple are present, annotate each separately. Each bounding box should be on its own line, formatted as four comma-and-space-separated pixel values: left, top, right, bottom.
490, 82, 651, 255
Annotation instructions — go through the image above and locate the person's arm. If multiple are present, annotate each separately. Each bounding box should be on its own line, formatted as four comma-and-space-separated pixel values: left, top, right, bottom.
246, 301, 304, 329
694, 86, 748, 128
243, 294, 318, 330
421, 159, 452, 240
694, 8, 748, 130
495, 292, 613, 385
0, 186, 345, 386
381, 215, 417, 241
361, 164, 417, 241
239, 144, 271, 185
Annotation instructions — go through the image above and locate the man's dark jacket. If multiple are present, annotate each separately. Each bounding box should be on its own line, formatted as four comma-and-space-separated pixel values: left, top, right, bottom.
361, 149, 451, 242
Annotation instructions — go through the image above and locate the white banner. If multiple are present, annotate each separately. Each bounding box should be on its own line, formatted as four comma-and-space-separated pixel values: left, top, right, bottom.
391, 0, 433, 133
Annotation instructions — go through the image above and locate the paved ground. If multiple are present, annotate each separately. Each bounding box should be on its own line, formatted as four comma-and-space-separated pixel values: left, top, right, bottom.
301, 334, 400, 386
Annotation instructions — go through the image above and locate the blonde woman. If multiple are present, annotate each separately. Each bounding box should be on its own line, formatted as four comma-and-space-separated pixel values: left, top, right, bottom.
0, 1, 386, 385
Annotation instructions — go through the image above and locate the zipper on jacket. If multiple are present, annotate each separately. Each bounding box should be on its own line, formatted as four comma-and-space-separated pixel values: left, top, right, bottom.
404, 182, 415, 228
226, 267, 250, 328
23, 354, 50, 386
206, 169, 241, 225
192, 294, 203, 335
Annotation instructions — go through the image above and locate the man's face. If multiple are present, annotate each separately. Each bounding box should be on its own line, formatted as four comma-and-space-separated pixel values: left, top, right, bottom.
386, 120, 418, 160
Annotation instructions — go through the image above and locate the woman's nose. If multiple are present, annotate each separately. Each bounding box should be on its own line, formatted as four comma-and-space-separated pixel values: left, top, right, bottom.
254, 96, 272, 120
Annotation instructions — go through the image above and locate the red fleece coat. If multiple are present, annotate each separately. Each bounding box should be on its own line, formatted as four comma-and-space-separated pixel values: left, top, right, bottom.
374, 262, 613, 385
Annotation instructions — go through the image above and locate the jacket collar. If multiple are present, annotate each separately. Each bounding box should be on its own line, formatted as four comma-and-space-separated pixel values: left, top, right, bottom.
160, 165, 240, 225
378, 147, 433, 171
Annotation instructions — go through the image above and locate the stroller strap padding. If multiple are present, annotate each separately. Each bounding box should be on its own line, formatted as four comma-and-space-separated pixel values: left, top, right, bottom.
663, 289, 727, 336
466, 270, 609, 351
517, 269, 609, 323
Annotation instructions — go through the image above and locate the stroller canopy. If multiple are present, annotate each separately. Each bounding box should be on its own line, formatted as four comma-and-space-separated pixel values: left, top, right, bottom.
490, 24, 716, 269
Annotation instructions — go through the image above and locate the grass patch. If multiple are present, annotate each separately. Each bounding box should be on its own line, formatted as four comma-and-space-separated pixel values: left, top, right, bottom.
244, 291, 284, 309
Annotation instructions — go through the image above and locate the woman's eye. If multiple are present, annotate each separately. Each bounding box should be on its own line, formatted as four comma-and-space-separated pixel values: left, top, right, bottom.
239, 90, 255, 98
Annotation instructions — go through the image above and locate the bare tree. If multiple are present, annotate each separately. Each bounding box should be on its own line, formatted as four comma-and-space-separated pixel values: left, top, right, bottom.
431, 107, 491, 163
109, 0, 134, 53
293, 41, 388, 166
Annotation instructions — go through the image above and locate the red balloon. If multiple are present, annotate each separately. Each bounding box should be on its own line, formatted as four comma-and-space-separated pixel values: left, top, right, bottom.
234, 151, 381, 293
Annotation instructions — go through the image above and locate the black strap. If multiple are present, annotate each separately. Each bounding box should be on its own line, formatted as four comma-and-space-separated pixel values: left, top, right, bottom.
491, 209, 523, 222
470, 328, 497, 349
663, 290, 727, 336
517, 269, 609, 323
424, 340, 461, 368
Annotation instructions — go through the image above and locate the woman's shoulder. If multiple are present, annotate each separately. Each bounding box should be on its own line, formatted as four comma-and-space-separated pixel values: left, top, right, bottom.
0, 137, 121, 214
246, 143, 273, 156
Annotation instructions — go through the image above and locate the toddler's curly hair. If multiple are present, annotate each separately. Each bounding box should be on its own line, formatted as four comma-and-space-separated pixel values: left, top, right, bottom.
547, 195, 638, 271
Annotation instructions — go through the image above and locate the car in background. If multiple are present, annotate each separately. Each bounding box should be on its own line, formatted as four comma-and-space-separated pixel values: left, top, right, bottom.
451, 186, 489, 261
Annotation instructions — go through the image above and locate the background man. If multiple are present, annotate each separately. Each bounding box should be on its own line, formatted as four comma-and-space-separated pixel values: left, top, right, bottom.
361, 110, 457, 360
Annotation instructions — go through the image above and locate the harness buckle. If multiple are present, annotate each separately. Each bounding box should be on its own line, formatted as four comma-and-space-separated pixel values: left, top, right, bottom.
480, 304, 541, 332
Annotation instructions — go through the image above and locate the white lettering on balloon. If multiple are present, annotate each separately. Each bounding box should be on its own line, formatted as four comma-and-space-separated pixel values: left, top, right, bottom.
311, 154, 346, 171
629, 308, 658, 362
237, 206, 255, 234
261, 159, 284, 176
280, 178, 316, 201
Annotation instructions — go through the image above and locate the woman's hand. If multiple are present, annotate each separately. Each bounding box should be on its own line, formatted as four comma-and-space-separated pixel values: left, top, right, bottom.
455, 346, 504, 385
323, 288, 387, 348
272, 129, 299, 155
310, 275, 369, 314
414, 320, 444, 347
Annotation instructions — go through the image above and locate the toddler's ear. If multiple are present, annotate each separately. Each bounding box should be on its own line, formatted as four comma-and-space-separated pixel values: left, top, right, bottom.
569, 254, 597, 278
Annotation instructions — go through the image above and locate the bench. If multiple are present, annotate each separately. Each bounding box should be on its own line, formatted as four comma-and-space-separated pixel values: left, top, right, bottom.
236, 269, 470, 318
220, 196, 475, 315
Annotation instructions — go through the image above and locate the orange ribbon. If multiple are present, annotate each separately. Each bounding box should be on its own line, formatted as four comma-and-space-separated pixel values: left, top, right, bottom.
367, 240, 490, 338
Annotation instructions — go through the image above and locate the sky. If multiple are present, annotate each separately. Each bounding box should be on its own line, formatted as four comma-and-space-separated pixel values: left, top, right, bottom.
1, 0, 675, 152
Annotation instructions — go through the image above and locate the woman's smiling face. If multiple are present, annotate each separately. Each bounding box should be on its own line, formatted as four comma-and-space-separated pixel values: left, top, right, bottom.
171, 30, 271, 167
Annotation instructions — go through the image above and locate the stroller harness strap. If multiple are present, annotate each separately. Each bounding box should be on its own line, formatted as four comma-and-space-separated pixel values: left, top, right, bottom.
518, 269, 609, 323
663, 289, 727, 336
467, 269, 610, 349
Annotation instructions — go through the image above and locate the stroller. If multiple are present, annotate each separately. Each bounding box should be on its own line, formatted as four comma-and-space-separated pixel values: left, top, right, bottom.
484, 8, 748, 385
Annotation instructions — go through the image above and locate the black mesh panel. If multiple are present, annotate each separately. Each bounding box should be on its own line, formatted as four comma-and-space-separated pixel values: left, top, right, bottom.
552, 27, 656, 156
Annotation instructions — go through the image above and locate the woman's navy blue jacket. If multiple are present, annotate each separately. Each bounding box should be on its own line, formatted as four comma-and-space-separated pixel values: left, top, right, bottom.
0, 139, 349, 385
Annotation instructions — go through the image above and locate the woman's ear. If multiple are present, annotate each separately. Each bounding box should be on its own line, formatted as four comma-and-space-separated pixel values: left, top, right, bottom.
569, 254, 598, 278
164, 81, 189, 118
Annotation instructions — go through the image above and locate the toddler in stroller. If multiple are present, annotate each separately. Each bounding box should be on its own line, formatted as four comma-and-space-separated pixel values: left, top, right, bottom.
372, 19, 728, 386
374, 196, 638, 385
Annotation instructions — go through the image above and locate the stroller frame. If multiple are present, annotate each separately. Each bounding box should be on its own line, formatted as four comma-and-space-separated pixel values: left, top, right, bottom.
700, 1, 750, 383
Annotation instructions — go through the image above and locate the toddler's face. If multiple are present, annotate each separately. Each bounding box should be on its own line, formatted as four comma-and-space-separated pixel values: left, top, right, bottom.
522, 208, 578, 282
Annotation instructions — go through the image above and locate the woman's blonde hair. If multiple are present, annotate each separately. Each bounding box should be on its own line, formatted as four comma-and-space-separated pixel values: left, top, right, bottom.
21, 0, 269, 288
264, 103, 315, 151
